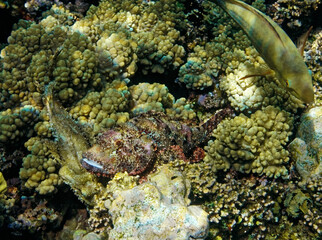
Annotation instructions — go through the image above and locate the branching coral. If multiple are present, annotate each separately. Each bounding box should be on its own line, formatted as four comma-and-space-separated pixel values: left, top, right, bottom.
19, 137, 62, 195
69, 80, 130, 133
305, 29, 322, 104
72, 0, 186, 77
204, 106, 293, 178
204, 173, 285, 238
166, 97, 196, 120
0, 105, 39, 144
129, 82, 174, 114
0, 17, 101, 108
266, 0, 320, 30
0, 0, 321, 238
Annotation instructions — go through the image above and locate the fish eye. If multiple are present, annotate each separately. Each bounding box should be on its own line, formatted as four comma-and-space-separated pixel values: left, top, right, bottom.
286, 79, 291, 87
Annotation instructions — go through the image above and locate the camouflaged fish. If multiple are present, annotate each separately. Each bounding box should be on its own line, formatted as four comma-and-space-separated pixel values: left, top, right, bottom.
213, 0, 314, 103
45, 81, 233, 178
81, 109, 233, 177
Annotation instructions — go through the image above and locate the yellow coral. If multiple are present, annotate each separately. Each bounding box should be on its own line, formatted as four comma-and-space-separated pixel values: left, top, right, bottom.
20, 137, 62, 194
204, 106, 293, 178
129, 82, 174, 114
0, 106, 39, 143
166, 98, 196, 120
69, 80, 130, 133
0, 172, 7, 195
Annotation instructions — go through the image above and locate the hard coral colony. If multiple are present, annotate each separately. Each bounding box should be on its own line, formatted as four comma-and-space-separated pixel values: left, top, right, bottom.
0, 0, 321, 239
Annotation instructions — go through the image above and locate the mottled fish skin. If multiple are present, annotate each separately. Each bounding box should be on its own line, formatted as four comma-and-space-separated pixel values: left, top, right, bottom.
214, 0, 314, 103
81, 108, 233, 177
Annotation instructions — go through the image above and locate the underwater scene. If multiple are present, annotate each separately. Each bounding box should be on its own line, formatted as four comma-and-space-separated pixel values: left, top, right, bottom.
0, 0, 321, 239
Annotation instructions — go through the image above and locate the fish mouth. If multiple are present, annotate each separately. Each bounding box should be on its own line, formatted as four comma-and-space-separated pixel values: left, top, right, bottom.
81, 157, 110, 176
289, 86, 314, 103
301, 85, 314, 103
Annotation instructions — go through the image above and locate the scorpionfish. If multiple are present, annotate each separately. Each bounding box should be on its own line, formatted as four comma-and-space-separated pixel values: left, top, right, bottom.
81, 108, 233, 177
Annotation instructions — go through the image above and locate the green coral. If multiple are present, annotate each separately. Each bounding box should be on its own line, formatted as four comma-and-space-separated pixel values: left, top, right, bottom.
166, 98, 196, 120
69, 80, 130, 133
204, 106, 293, 178
129, 82, 174, 114
0, 105, 39, 143
0, 172, 7, 195
20, 137, 62, 194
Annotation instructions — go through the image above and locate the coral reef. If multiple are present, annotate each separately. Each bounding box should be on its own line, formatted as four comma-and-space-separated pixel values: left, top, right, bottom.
166, 97, 197, 120
204, 106, 293, 178
266, 0, 320, 32
106, 165, 209, 239
288, 106, 322, 184
129, 82, 174, 115
19, 137, 62, 194
0, 16, 101, 109
69, 80, 130, 133
0, 105, 39, 143
204, 172, 284, 238
2, 0, 93, 21
0, 0, 321, 239
8, 199, 64, 233
81, 108, 232, 177
306, 28, 322, 104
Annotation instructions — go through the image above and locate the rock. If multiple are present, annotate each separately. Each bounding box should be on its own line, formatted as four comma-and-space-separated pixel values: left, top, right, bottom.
289, 106, 322, 183
106, 165, 209, 240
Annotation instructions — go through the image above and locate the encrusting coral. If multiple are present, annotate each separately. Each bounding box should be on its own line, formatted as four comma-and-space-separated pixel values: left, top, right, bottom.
106, 165, 209, 240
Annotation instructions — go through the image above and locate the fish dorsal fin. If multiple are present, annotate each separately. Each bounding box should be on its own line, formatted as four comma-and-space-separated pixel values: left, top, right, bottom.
221, 0, 286, 49
297, 26, 313, 57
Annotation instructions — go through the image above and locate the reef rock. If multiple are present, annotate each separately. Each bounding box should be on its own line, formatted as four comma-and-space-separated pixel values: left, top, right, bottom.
105, 165, 209, 240
289, 106, 322, 183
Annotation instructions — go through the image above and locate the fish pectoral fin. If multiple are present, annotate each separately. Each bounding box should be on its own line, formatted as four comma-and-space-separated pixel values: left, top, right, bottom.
239, 69, 274, 80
